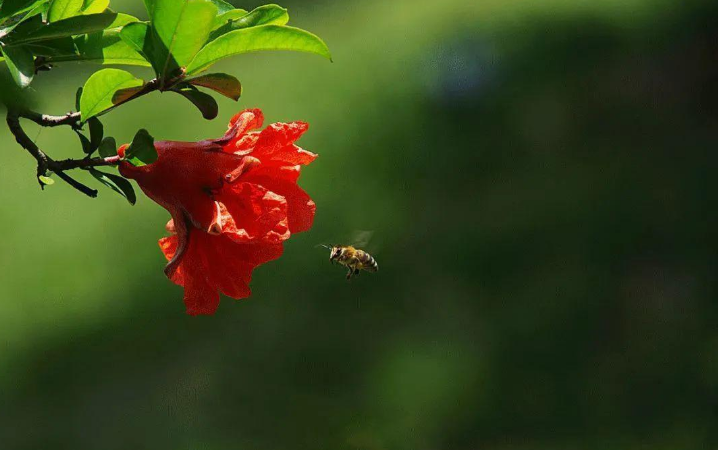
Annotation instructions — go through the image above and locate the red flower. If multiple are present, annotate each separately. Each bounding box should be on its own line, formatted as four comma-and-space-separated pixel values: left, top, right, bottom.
118, 109, 316, 315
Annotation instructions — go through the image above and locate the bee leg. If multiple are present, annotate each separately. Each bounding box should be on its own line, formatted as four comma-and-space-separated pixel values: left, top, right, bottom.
354, 268, 360, 276
346, 267, 353, 280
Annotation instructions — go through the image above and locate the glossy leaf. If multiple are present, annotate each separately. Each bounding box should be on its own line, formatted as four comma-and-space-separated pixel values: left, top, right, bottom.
25, 36, 77, 56
47, 0, 83, 22
118, 21, 164, 72
98, 136, 116, 157
143, 0, 217, 78
186, 72, 241, 100
75, 86, 83, 110
69, 31, 150, 66
186, 25, 331, 75
208, 0, 234, 14
118, 21, 149, 53
171, 83, 218, 120
232, 4, 289, 27
80, 68, 143, 120
81, 0, 108, 14
89, 168, 136, 204
0, 0, 48, 37
0, 0, 47, 20
1, 45, 34, 88
62, 13, 148, 66
208, 4, 288, 41
124, 128, 156, 166
38, 175, 55, 185
5, 11, 43, 37
88, 116, 103, 150
11, 12, 118, 43
111, 84, 145, 104
211, 8, 247, 30
76, 130, 92, 153
88, 12, 137, 29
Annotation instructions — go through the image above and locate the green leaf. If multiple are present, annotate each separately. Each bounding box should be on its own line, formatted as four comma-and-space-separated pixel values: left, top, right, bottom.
71, 32, 150, 66
233, 4, 289, 27
208, 0, 234, 13
186, 72, 240, 100
89, 12, 137, 29
123, 128, 156, 166
47, 0, 82, 22
143, 0, 217, 78
208, 4, 288, 41
1, 45, 34, 88
118, 21, 149, 53
25, 36, 77, 56
81, 0, 107, 14
76, 130, 92, 153
79, 68, 143, 120
88, 116, 103, 150
117, 21, 164, 72
11, 12, 117, 43
98, 136, 116, 157
186, 25, 331, 75
171, 83, 218, 119
5, 11, 43, 36
0, 0, 47, 20
0, 0, 48, 37
112, 84, 145, 104
75, 86, 82, 109
211, 8, 247, 30
70, 15, 149, 66
38, 175, 54, 185
89, 168, 136, 204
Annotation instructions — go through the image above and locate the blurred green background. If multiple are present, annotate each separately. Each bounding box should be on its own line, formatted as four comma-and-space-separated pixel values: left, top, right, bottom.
1, 0, 718, 448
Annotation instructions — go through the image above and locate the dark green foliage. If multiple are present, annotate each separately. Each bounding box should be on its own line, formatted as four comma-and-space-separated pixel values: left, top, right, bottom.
89, 167, 136, 204
123, 128, 156, 167
0, 0, 329, 89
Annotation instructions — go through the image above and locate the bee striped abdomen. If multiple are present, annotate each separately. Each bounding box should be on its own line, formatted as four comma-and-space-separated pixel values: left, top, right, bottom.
356, 250, 378, 272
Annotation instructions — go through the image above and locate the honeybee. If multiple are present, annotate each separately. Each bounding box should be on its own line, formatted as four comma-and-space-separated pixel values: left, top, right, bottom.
321, 244, 378, 279
320, 231, 378, 280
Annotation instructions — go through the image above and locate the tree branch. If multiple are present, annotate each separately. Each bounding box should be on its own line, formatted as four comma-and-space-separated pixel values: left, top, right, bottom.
53, 155, 121, 171
6, 111, 50, 187
20, 110, 82, 129
6, 111, 119, 197
5, 77, 167, 197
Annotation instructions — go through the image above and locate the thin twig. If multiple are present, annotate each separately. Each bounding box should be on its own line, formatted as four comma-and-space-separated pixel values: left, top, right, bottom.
6, 111, 50, 188
5, 77, 170, 197
6, 111, 118, 197
20, 110, 82, 129
53, 155, 121, 171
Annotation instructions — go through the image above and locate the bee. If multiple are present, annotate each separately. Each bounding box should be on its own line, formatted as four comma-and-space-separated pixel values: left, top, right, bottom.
321, 244, 379, 280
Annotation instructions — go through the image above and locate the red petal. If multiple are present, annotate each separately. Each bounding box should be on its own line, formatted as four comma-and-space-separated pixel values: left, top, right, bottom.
183, 270, 219, 316
248, 162, 301, 183
251, 122, 317, 165
216, 109, 264, 149
243, 171, 315, 234
126, 143, 246, 232
217, 182, 290, 244
158, 227, 284, 314
161, 207, 190, 279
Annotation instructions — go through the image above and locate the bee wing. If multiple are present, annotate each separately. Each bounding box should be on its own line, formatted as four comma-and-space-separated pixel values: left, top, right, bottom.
349, 230, 374, 248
